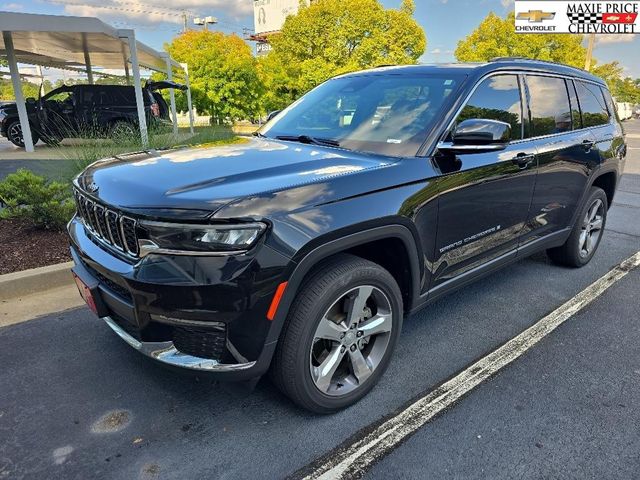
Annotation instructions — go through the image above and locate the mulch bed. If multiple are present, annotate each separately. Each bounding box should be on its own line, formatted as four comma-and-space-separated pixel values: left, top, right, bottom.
0, 219, 71, 275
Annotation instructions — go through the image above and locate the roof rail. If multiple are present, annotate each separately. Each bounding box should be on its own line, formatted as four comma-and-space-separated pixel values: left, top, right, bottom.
489, 56, 588, 72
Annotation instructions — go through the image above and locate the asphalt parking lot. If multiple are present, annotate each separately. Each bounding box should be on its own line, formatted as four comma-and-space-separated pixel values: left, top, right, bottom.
1, 121, 640, 480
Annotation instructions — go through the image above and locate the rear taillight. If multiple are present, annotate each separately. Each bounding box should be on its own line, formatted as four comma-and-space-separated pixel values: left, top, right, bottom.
151, 103, 160, 117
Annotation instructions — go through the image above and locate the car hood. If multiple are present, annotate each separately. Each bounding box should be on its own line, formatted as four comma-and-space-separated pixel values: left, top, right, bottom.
76, 138, 401, 218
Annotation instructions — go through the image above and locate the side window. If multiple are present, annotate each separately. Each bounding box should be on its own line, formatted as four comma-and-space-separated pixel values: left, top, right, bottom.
456, 75, 522, 141
575, 81, 610, 127
526, 75, 572, 137
601, 87, 619, 122
567, 80, 582, 130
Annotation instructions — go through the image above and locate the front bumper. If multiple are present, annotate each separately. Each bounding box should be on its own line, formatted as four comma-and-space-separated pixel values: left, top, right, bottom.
68, 216, 289, 379
103, 316, 256, 372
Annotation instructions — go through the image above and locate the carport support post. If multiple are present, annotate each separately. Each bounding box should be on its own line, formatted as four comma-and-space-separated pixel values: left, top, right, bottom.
82, 33, 93, 84
120, 29, 148, 147
182, 63, 194, 134
164, 56, 178, 136
2, 31, 35, 152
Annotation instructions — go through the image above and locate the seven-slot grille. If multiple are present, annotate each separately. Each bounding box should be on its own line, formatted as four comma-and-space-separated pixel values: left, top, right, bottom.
74, 189, 139, 256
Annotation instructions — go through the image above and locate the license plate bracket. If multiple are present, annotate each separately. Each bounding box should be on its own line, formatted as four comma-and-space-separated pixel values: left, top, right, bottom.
71, 269, 109, 318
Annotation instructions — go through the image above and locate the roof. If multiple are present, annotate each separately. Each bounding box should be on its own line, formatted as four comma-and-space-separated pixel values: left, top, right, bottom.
338, 59, 605, 85
0, 11, 179, 73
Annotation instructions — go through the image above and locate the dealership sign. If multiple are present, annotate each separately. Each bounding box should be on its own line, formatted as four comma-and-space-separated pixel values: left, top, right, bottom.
515, 1, 639, 33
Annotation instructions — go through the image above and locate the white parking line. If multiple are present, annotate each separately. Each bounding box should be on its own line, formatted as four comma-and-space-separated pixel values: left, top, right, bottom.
299, 251, 640, 480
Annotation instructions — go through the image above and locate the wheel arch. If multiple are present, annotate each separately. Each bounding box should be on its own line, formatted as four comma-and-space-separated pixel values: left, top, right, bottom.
264, 223, 423, 346
590, 170, 617, 209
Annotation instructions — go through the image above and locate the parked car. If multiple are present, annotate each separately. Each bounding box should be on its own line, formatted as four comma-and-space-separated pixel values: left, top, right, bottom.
69, 59, 626, 413
0, 81, 185, 148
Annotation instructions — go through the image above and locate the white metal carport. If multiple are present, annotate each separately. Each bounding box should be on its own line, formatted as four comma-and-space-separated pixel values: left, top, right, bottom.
0, 11, 194, 152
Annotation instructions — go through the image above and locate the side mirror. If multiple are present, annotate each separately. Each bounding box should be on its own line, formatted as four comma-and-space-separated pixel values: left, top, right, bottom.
266, 110, 281, 122
439, 119, 511, 153
25, 97, 36, 105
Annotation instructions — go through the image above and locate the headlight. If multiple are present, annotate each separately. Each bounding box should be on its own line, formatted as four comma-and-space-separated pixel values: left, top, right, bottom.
139, 221, 267, 254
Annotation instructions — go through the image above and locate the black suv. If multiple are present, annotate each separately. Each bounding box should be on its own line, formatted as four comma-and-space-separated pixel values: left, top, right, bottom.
69, 59, 626, 413
0, 81, 184, 148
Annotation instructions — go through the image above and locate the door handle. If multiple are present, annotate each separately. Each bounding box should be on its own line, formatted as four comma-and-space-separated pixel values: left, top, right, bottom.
511, 153, 535, 169
582, 139, 595, 152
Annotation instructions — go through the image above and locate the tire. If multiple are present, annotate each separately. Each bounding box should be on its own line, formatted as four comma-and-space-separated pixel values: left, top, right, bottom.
271, 254, 403, 413
110, 121, 136, 138
547, 186, 608, 267
6, 120, 39, 148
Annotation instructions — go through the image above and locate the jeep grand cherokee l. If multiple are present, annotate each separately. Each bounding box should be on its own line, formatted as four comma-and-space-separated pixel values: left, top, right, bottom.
69, 59, 626, 413
0, 81, 185, 148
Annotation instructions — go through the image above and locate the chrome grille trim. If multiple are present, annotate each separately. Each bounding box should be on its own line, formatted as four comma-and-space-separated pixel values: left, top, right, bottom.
74, 189, 139, 258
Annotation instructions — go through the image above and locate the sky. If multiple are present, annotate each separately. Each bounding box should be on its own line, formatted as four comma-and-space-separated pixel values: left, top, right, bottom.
2, 0, 639, 79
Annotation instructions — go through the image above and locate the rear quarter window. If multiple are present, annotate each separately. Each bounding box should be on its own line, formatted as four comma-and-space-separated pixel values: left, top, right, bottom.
575, 81, 610, 127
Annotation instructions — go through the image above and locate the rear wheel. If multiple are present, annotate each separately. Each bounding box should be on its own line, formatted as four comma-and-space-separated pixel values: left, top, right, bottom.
547, 186, 608, 267
271, 254, 403, 413
6, 120, 39, 148
110, 121, 136, 139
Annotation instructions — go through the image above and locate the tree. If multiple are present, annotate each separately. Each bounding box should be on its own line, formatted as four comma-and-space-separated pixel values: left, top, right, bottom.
164, 30, 263, 122
260, 0, 426, 111
455, 12, 586, 68
592, 61, 640, 103
0, 79, 48, 101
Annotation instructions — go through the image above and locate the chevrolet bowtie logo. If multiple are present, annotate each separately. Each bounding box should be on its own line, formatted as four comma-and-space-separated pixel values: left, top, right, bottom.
517, 10, 556, 22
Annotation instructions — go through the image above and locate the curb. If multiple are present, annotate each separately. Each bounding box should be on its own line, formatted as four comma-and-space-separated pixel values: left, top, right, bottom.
0, 262, 75, 301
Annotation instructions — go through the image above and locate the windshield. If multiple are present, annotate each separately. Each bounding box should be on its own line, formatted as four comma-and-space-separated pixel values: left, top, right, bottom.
261, 73, 464, 157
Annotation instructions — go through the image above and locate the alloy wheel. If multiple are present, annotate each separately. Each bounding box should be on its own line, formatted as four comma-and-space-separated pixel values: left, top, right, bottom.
579, 198, 604, 258
8, 122, 24, 147
309, 285, 393, 397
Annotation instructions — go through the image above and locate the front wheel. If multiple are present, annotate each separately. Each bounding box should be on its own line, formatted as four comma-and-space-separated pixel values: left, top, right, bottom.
547, 186, 608, 267
271, 254, 403, 413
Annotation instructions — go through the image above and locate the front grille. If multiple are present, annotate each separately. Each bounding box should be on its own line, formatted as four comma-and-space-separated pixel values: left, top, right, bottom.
74, 189, 139, 256
173, 325, 227, 360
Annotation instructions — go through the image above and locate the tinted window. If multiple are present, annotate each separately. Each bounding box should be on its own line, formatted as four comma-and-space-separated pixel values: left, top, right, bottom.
99, 87, 137, 106
575, 81, 609, 127
526, 75, 572, 137
457, 75, 522, 140
601, 87, 619, 122
567, 80, 582, 130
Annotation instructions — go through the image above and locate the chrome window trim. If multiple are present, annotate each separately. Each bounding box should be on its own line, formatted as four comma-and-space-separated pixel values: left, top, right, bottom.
434, 69, 611, 155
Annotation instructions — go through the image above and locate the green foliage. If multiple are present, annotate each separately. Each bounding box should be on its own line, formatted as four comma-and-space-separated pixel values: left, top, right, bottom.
164, 30, 263, 123
0, 169, 75, 230
260, 0, 426, 111
455, 12, 586, 68
0, 79, 49, 101
592, 62, 640, 103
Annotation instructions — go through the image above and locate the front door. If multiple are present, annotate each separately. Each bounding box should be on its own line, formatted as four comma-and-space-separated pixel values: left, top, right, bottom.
430, 74, 538, 288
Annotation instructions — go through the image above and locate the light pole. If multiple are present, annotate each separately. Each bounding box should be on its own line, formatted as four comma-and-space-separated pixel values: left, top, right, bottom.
193, 16, 218, 31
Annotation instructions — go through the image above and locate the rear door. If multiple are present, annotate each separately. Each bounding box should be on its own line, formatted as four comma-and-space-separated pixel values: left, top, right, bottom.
521, 76, 602, 247
430, 74, 538, 288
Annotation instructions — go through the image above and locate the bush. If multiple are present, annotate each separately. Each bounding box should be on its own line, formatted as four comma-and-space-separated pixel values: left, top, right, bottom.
0, 169, 75, 230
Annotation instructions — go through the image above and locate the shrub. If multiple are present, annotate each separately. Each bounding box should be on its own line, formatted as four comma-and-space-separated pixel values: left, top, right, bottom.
0, 169, 75, 230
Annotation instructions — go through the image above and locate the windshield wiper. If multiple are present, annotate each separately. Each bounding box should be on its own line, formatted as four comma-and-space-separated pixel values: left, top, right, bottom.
274, 135, 341, 147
